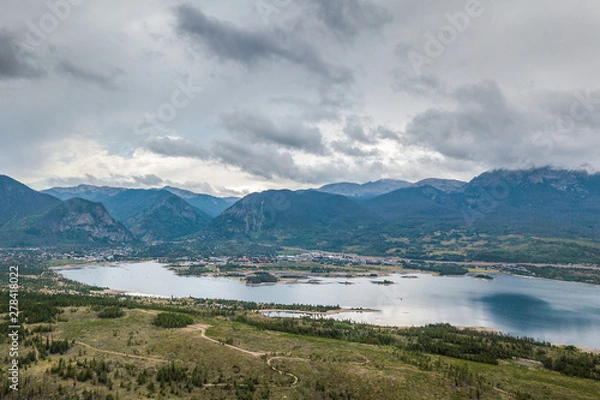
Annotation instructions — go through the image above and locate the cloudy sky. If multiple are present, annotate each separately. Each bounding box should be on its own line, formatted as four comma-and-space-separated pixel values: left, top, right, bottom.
1, 0, 600, 196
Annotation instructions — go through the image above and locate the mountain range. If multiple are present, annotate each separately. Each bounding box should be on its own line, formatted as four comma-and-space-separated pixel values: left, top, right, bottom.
202, 167, 600, 256
316, 178, 465, 198
206, 189, 375, 249
0, 176, 131, 247
1, 168, 600, 257
42, 185, 237, 242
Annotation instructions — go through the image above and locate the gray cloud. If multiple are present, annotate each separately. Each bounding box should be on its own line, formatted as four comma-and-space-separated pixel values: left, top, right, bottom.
336, 116, 401, 154
132, 174, 163, 186
144, 136, 209, 160
57, 60, 123, 90
210, 139, 361, 184
2, 0, 600, 192
47, 174, 106, 188
0, 30, 43, 79
403, 80, 600, 167
536, 89, 600, 131
392, 69, 445, 97
403, 80, 527, 163
211, 140, 296, 180
307, 0, 393, 42
376, 126, 400, 140
174, 4, 352, 84
331, 140, 380, 157
343, 115, 378, 144
47, 173, 163, 189
221, 111, 326, 154
267, 96, 341, 122
175, 5, 282, 63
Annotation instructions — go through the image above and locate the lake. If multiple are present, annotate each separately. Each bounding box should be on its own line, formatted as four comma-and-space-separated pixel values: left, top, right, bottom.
57, 261, 600, 349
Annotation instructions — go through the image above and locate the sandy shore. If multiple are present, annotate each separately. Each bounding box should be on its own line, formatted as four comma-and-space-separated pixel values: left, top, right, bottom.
90, 288, 128, 295
259, 308, 377, 316
50, 262, 118, 270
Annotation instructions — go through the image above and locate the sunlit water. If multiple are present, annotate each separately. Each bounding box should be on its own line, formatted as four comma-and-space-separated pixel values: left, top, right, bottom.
57, 261, 600, 349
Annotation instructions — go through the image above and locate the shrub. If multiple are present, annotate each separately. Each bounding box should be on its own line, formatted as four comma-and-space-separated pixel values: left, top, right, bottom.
153, 312, 194, 328
97, 306, 125, 319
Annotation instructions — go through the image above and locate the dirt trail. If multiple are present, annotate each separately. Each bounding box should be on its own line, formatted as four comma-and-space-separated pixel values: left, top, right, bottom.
77, 317, 369, 389
267, 356, 308, 387
75, 341, 164, 363
185, 324, 267, 357
352, 354, 370, 365
185, 324, 307, 386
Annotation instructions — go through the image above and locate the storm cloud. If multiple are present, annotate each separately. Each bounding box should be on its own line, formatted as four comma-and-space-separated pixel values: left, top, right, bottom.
0, 30, 43, 79
0, 0, 599, 194
404, 80, 600, 167
211, 140, 297, 181
57, 60, 123, 90
306, 0, 393, 42
174, 4, 352, 84
221, 111, 326, 155
144, 136, 209, 160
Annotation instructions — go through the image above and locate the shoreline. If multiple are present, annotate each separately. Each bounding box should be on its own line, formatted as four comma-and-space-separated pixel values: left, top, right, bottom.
257, 312, 599, 352
53, 260, 599, 287
259, 307, 378, 316
57, 281, 600, 353
50, 258, 156, 271
50, 261, 119, 270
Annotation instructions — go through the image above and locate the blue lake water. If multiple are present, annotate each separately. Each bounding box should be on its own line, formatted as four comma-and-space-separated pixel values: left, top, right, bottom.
57, 261, 600, 349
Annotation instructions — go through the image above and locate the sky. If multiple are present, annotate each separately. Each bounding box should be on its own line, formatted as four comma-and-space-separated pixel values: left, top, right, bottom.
1, 0, 600, 196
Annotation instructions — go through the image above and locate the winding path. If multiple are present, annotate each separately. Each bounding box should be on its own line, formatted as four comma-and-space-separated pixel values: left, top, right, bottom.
352, 354, 370, 365
74, 341, 165, 363
185, 324, 267, 357
77, 311, 369, 389
266, 356, 307, 386
184, 324, 306, 387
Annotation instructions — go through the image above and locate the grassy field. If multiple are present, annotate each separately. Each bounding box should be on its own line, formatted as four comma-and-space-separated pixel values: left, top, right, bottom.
2, 298, 599, 400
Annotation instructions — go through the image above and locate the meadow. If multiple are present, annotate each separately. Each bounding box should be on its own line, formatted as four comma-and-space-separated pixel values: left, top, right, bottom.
1, 291, 599, 400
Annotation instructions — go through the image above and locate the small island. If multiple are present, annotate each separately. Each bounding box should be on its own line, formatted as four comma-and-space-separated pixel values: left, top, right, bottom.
372, 279, 395, 285
245, 272, 279, 284
474, 274, 494, 280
